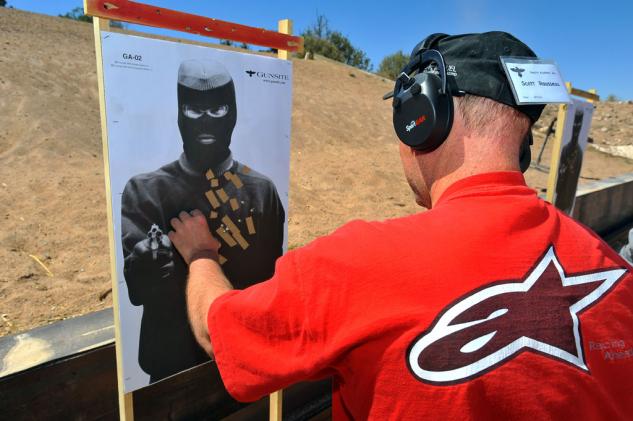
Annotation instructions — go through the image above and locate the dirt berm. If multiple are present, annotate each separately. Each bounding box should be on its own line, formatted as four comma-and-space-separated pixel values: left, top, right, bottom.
1, 7, 632, 335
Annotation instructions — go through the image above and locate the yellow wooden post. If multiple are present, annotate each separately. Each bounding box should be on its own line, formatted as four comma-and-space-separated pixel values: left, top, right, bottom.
545, 107, 568, 202
545, 82, 573, 202
277, 19, 292, 60
90, 13, 135, 421
587, 88, 598, 104
268, 18, 292, 421
269, 390, 283, 421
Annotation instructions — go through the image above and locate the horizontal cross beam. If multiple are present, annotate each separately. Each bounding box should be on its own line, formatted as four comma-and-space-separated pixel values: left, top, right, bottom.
84, 0, 303, 52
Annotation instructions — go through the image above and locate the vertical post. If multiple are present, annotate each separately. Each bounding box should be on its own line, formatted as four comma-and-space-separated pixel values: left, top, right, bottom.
269, 390, 283, 421
91, 14, 135, 421
545, 82, 572, 203
268, 18, 292, 421
277, 19, 292, 60
587, 88, 598, 104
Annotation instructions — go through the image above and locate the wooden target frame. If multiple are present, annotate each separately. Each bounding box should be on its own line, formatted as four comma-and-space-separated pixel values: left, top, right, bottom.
84, 1, 302, 419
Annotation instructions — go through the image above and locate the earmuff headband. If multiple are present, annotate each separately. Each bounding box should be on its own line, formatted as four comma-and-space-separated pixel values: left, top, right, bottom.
392, 49, 449, 107
418, 50, 448, 95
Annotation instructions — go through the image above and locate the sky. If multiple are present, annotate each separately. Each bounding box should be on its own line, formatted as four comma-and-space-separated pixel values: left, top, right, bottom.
7, 0, 633, 99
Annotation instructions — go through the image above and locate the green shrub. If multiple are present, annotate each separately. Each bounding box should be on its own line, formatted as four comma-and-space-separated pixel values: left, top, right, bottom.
299, 14, 372, 71
59, 7, 92, 23
377, 50, 409, 80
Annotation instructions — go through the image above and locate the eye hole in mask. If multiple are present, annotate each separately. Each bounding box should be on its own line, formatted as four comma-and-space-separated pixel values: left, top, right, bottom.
182, 104, 229, 119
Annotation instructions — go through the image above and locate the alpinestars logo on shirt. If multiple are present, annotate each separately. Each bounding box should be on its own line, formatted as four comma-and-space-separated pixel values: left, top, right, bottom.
407, 246, 627, 385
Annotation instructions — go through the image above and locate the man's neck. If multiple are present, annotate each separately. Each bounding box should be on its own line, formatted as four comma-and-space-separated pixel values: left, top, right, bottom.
429, 166, 519, 206
427, 135, 521, 207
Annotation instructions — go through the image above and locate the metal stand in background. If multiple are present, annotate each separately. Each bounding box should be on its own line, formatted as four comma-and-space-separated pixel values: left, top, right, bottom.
531, 117, 558, 172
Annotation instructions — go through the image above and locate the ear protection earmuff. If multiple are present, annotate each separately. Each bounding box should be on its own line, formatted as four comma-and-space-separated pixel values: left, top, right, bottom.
391, 49, 454, 152
386, 33, 534, 172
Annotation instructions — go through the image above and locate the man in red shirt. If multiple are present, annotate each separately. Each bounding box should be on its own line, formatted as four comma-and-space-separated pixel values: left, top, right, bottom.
168, 32, 633, 419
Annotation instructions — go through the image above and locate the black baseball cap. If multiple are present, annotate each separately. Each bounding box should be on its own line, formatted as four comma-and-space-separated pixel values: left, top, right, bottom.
387, 31, 546, 123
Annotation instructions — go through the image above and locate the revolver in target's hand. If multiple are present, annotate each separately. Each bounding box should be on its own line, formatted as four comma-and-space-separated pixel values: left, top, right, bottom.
147, 224, 168, 261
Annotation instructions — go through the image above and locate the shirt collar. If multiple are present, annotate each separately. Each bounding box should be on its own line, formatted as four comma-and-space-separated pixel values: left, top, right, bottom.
434, 171, 531, 207
178, 152, 234, 177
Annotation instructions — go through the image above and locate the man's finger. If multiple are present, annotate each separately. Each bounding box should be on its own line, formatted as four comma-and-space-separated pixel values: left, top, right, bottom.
191, 209, 208, 227
179, 211, 191, 222
209, 233, 222, 249
170, 217, 183, 231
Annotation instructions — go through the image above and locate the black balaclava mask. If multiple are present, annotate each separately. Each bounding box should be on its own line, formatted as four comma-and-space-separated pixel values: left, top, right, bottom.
177, 59, 237, 172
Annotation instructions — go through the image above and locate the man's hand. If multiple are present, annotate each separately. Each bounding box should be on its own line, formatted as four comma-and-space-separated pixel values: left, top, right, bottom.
168, 209, 232, 357
168, 210, 221, 265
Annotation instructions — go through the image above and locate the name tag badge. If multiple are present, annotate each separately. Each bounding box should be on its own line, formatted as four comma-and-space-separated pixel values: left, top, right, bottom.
500, 57, 571, 105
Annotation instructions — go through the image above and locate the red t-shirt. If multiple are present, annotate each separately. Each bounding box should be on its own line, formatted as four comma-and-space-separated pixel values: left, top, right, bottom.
208, 172, 633, 420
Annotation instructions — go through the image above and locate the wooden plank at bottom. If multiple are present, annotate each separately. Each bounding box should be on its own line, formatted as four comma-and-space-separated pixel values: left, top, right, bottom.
132, 361, 248, 420
0, 342, 332, 421
0, 345, 118, 420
